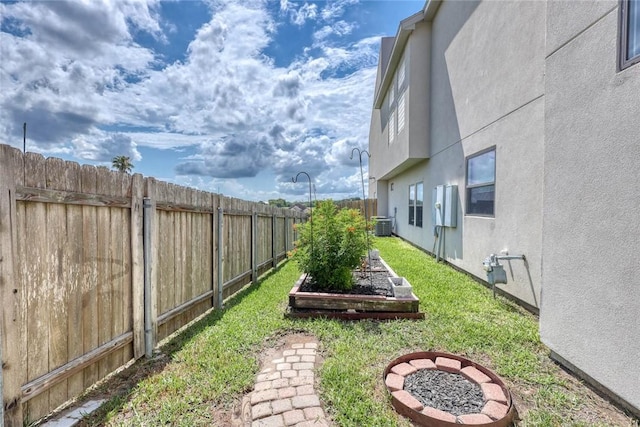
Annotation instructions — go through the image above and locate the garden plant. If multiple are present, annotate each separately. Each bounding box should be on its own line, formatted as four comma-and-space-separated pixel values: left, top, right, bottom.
290, 199, 372, 291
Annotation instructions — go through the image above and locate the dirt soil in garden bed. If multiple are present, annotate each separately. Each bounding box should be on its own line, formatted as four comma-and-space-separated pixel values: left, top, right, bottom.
298, 258, 394, 297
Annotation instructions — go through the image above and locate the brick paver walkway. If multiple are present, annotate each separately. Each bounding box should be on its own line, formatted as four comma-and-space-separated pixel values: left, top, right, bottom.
246, 339, 330, 426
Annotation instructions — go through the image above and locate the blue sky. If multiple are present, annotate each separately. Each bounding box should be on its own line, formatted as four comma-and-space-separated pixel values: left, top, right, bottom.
0, 0, 423, 202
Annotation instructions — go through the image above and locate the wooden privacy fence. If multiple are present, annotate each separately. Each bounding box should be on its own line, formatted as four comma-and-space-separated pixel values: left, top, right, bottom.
334, 199, 377, 220
0, 145, 304, 426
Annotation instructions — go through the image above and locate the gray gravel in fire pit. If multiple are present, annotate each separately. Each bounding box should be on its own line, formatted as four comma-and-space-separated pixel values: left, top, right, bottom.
403, 369, 484, 416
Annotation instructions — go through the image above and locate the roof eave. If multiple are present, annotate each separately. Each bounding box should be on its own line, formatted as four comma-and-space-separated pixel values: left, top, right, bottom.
372, 1, 441, 109
373, 11, 424, 109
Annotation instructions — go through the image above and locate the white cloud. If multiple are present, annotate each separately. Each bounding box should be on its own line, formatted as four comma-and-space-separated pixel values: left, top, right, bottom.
1, 0, 382, 200
313, 20, 356, 42
72, 131, 141, 162
320, 0, 360, 21
289, 3, 318, 26
0, 0, 160, 152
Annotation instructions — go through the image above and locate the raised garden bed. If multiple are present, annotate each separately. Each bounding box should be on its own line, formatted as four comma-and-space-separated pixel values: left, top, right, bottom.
287, 256, 424, 320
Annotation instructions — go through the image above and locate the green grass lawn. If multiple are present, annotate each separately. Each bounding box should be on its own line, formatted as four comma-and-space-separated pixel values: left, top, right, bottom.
82, 237, 637, 427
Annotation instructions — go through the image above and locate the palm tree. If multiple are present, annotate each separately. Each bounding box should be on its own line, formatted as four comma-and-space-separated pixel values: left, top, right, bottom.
112, 155, 134, 173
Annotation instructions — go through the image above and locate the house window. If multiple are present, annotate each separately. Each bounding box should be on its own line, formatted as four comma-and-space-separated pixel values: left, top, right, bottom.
466, 148, 495, 216
397, 92, 406, 133
416, 182, 423, 227
408, 184, 415, 225
387, 76, 396, 144
620, 0, 640, 69
388, 111, 395, 144
397, 56, 406, 89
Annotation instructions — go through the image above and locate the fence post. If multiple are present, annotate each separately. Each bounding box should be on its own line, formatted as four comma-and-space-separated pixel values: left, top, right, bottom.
284, 216, 289, 254
130, 174, 145, 359
0, 145, 23, 426
142, 197, 154, 358
251, 210, 257, 281
211, 194, 217, 309
272, 214, 277, 268
0, 306, 2, 427
143, 178, 158, 355
217, 206, 224, 308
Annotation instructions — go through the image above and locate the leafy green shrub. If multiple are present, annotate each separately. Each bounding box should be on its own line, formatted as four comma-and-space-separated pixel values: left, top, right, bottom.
291, 200, 372, 291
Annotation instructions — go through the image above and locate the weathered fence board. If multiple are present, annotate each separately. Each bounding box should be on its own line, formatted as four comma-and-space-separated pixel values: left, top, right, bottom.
20, 157, 47, 420
0, 145, 304, 425
65, 161, 84, 404
1, 145, 24, 426
45, 157, 70, 411
80, 165, 99, 388
130, 173, 145, 359
335, 199, 377, 220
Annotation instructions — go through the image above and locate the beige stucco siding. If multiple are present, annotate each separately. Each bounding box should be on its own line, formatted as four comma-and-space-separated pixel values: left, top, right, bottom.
423, 0, 546, 308
541, 3, 640, 411
369, 0, 640, 414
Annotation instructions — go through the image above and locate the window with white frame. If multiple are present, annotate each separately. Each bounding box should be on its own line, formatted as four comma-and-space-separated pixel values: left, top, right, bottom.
620, 0, 640, 69
388, 111, 396, 144
398, 56, 406, 88
466, 148, 496, 216
387, 79, 396, 144
397, 91, 406, 133
408, 184, 415, 225
386, 55, 408, 143
415, 182, 423, 227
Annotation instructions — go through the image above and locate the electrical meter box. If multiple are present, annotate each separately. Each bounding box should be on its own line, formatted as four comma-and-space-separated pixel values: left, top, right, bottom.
444, 185, 457, 227
432, 185, 458, 228
432, 185, 445, 226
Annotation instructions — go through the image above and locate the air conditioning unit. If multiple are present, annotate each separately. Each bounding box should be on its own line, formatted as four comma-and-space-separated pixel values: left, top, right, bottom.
374, 217, 392, 236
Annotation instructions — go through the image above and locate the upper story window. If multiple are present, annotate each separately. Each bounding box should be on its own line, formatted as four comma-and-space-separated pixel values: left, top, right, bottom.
397, 91, 406, 133
398, 56, 406, 88
387, 76, 396, 144
388, 109, 396, 144
466, 148, 495, 217
384, 55, 408, 144
620, 0, 640, 69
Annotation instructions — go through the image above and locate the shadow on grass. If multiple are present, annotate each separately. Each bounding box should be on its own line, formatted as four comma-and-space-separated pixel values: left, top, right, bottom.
73, 264, 288, 426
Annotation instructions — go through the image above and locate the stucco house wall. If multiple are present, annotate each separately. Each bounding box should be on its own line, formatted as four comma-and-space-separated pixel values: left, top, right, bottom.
540, 0, 640, 413
370, 0, 546, 309
369, 0, 640, 415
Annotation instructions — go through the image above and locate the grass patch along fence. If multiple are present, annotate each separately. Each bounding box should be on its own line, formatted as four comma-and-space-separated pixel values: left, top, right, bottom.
79, 237, 636, 427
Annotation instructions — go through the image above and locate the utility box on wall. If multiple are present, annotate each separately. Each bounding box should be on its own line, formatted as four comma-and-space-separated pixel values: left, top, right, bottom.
432, 185, 445, 226
444, 185, 457, 227
432, 185, 458, 228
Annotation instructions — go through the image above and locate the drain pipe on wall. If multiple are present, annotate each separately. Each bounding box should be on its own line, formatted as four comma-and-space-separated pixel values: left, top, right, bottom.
482, 252, 526, 298
434, 201, 445, 262
437, 226, 445, 262
392, 206, 397, 234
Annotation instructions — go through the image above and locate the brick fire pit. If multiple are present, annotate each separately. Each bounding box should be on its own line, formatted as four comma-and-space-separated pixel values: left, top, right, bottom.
384, 351, 516, 426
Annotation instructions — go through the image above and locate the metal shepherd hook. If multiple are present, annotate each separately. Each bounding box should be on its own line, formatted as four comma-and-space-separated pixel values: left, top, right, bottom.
350, 147, 373, 287
292, 171, 313, 257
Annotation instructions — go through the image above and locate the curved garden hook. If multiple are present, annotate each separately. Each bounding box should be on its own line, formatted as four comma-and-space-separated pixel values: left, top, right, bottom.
292, 171, 313, 257
350, 148, 373, 287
